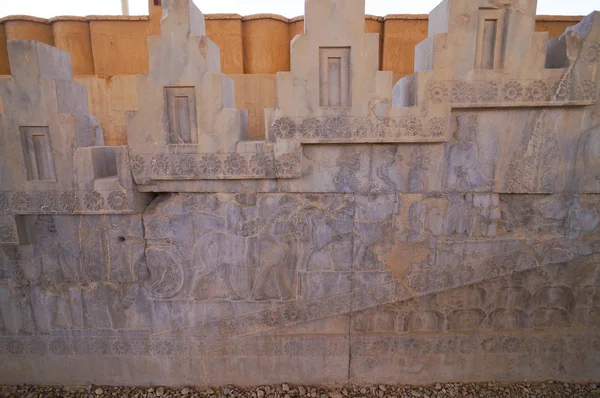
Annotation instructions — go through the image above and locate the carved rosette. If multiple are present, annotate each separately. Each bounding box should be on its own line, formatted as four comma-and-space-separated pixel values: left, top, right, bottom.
174, 155, 198, 176
299, 117, 323, 138
551, 81, 571, 101
129, 155, 147, 177
36, 192, 56, 212
477, 82, 499, 102
151, 154, 170, 175
249, 153, 273, 176
452, 82, 476, 103
427, 82, 449, 104
525, 81, 548, 102
324, 116, 349, 138
11, 192, 32, 212
198, 154, 222, 176
84, 191, 105, 211
350, 118, 373, 138
275, 152, 301, 178
0, 223, 18, 244
502, 81, 523, 102
271, 117, 297, 140
0, 193, 10, 214
426, 117, 447, 138
108, 191, 129, 211
576, 80, 597, 101
581, 41, 600, 64
60, 192, 79, 213
400, 118, 423, 137
224, 153, 249, 176
375, 118, 398, 137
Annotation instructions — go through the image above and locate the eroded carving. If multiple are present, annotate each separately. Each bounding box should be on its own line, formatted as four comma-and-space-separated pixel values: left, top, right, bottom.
0, 0, 599, 388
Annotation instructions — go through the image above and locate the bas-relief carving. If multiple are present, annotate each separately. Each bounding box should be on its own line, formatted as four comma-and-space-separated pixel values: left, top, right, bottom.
443, 114, 492, 192
142, 194, 359, 302
0, 0, 600, 388
0, 194, 598, 385
503, 110, 564, 192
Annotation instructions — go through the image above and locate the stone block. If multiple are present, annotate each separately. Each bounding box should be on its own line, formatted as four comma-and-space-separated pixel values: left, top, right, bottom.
1, 0, 600, 388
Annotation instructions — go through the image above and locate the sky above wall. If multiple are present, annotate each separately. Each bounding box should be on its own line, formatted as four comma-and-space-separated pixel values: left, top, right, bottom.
0, 0, 598, 19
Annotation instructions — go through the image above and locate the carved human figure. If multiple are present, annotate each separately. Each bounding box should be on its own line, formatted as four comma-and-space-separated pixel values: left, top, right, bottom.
354, 195, 398, 269
20, 216, 83, 332
296, 199, 355, 270
0, 282, 15, 334
31, 281, 81, 332
408, 146, 430, 192
571, 122, 600, 192
374, 146, 401, 195
188, 203, 297, 301
83, 283, 136, 329
443, 194, 473, 235
406, 202, 427, 242
250, 210, 299, 300
334, 152, 363, 192
1, 247, 43, 334
34, 216, 78, 281
444, 114, 488, 191
0, 282, 39, 335
0, 247, 25, 281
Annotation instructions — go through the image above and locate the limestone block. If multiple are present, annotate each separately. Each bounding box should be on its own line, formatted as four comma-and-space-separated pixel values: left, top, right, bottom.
126, 0, 271, 189
0, 193, 599, 385
0, 40, 151, 219
262, 1, 599, 185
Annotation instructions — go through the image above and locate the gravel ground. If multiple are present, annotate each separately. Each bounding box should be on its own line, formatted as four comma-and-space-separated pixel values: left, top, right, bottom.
1, 382, 599, 398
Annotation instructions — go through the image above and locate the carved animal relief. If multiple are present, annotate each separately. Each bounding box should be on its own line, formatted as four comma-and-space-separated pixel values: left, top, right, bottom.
0, 0, 599, 388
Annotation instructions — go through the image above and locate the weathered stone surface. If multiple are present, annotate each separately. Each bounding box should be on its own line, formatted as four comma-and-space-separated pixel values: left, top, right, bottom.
0, 39, 152, 247
0, 0, 599, 388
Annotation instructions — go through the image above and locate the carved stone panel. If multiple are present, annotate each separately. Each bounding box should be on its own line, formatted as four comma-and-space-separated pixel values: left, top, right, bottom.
319, 47, 351, 107
19, 127, 56, 182
165, 86, 198, 144
1, 0, 600, 388
475, 9, 506, 70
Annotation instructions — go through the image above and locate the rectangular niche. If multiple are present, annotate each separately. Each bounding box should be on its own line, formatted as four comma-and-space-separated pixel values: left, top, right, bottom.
19, 126, 56, 181
164, 86, 198, 144
319, 47, 351, 107
91, 147, 118, 179
475, 9, 506, 70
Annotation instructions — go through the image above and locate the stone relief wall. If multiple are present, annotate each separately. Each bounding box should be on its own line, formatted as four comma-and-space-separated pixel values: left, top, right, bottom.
0, 0, 599, 387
